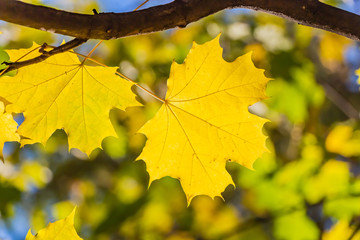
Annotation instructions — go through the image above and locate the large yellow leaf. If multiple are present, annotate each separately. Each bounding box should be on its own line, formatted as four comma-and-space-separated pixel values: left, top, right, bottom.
137, 35, 270, 203
0, 43, 139, 155
26, 208, 83, 240
0, 101, 20, 161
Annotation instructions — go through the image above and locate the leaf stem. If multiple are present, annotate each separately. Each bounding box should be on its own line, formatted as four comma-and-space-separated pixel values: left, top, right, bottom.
115, 71, 165, 103
72, 52, 107, 66
0, 66, 9, 76
70, 52, 166, 104
133, 0, 150, 11
81, 40, 103, 64
81, 0, 152, 65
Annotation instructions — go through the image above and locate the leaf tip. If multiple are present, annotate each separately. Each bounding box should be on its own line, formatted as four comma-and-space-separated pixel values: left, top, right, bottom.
68, 206, 77, 223
214, 32, 222, 42
186, 194, 196, 207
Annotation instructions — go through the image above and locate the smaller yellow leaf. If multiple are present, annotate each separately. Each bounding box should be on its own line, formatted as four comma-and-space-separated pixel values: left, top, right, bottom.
319, 32, 350, 63
26, 208, 83, 240
0, 101, 20, 162
326, 125, 360, 157
303, 159, 349, 203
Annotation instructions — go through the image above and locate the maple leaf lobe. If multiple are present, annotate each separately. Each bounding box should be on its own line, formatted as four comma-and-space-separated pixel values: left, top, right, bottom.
0, 101, 20, 162
26, 208, 82, 240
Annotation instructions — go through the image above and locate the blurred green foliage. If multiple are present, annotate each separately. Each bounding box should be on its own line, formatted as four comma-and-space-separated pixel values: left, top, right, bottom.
1, 0, 360, 239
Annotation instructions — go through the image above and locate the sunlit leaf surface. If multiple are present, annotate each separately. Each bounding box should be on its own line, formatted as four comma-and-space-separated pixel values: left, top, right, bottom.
0, 101, 19, 161
0, 43, 139, 155
138, 35, 270, 202
26, 208, 83, 240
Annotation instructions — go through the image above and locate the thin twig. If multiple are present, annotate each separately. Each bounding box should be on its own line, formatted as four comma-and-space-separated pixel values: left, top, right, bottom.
1, 38, 87, 74
133, 0, 150, 11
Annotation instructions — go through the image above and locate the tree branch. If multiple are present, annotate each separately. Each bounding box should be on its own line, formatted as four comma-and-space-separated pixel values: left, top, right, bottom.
1, 0, 360, 41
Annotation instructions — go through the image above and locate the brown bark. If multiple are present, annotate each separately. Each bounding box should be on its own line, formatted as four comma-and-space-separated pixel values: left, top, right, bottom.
1, 0, 360, 41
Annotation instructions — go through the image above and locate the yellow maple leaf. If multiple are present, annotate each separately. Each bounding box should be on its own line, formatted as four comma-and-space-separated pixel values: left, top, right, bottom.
0, 43, 139, 155
137, 35, 270, 203
26, 208, 83, 240
0, 101, 20, 162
